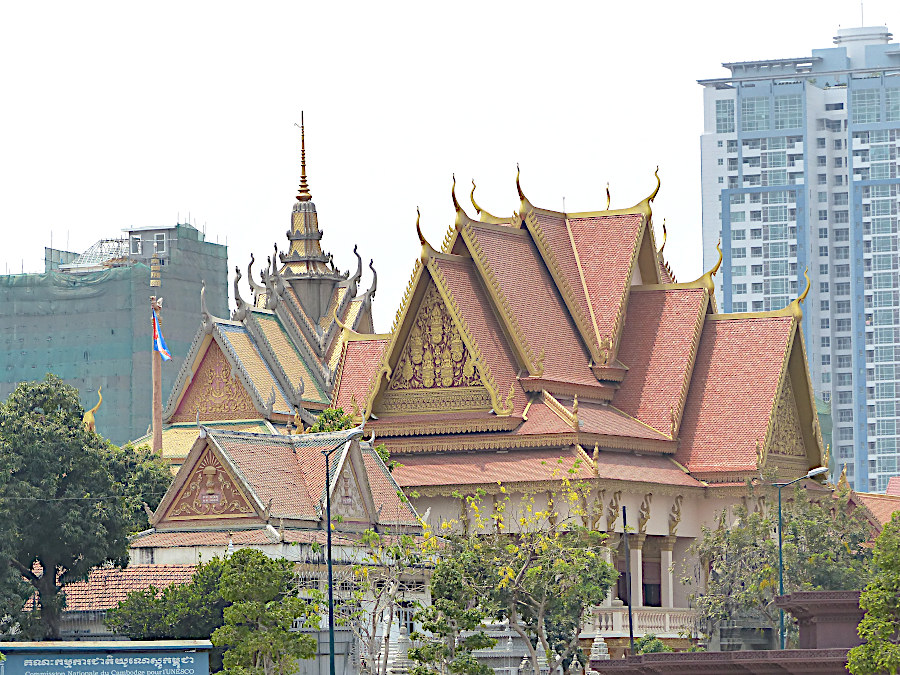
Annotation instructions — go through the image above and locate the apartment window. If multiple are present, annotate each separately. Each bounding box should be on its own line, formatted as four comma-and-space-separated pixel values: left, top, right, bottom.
817, 137, 826, 148
718, 177, 724, 184
822, 372, 832, 383
733, 283, 747, 295
817, 156, 827, 167
825, 102, 845, 111
733, 265, 747, 276
751, 264, 763, 275
718, 158, 724, 166
886, 88, 900, 123
717, 140, 723, 147
751, 228, 763, 240
834, 246, 850, 260
839, 446, 853, 459
834, 228, 850, 242
821, 336, 831, 348
742, 96, 770, 132
838, 427, 854, 441
775, 94, 803, 129
821, 300, 830, 311
733, 229, 747, 240
836, 300, 851, 313
819, 227, 829, 239
130, 236, 142, 255
752, 282, 763, 293
820, 264, 829, 275
819, 246, 829, 257
837, 337, 852, 350
836, 318, 852, 332
727, 139, 739, 152
716, 99, 736, 134
822, 354, 831, 365
752, 300, 764, 311
851, 89, 881, 124
819, 210, 829, 221
835, 211, 849, 223
838, 392, 852, 405
818, 174, 828, 185
751, 246, 763, 257
731, 211, 747, 222
818, 192, 828, 203
837, 373, 853, 386
834, 157, 844, 168
154, 233, 166, 253
839, 410, 854, 423
733, 301, 747, 312
732, 247, 747, 259
835, 139, 844, 150
821, 318, 831, 329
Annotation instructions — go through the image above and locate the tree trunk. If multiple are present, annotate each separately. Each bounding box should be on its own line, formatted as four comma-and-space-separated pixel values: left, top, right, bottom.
37, 568, 61, 640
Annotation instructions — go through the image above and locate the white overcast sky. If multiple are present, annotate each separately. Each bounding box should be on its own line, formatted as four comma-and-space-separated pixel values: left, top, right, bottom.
1, 0, 896, 330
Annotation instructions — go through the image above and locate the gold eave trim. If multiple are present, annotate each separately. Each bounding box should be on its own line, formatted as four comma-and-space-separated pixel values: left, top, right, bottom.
590, 362, 629, 383
369, 416, 523, 437
380, 430, 676, 455
519, 377, 617, 401
345, 332, 391, 342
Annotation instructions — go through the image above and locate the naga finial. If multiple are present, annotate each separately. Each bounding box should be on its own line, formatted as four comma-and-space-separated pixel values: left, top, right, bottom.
471, 179, 483, 215
798, 267, 811, 304
787, 268, 812, 320
82, 387, 102, 433
294, 111, 312, 202
649, 166, 660, 203
416, 208, 435, 262
365, 259, 377, 298
606, 183, 611, 210
659, 220, 667, 255
516, 163, 525, 201
452, 174, 461, 212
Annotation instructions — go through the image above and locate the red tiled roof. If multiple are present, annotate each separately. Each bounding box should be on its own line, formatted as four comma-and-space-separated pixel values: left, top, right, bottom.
131, 528, 360, 548
515, 401, 577, 435
591, 450, 703, 487
466, 224, 595, 386
567, 213, 644, 347
332, 339, 388, 410
886, 476, 900, 496
856, 492, 900, 526
676, 316, 794, 475
432, 256, 528, 413
613, 288, 708, 435
60, 565, 196, 611
575, 399, 673, 443
360, 445, 419, 525
394, 447, 595, 488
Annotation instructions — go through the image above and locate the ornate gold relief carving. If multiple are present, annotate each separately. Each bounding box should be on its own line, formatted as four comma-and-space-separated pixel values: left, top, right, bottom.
167, 447, 255, 519
172, 343, 259, 422
769, 378, 807, 458
389, 283, 482, 391
668, 495, 683, 536
638, 493, 653, 533
606, 490, 622, 530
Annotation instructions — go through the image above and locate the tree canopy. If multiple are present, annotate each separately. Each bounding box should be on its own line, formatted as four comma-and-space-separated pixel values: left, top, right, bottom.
0, 375, 172, 639
848, 511, 900, 675
683, 483, 873, 643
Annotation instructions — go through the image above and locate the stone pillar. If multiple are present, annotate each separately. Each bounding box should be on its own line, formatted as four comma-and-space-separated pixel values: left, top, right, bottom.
629, 534, 646, 608
660, 535, 677, 608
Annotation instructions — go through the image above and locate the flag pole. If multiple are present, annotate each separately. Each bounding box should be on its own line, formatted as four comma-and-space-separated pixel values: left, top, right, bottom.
150, 250, 163, 454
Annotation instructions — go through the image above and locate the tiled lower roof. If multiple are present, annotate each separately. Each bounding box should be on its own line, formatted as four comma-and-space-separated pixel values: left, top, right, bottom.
856, 492, 900, 526
60, 565, 196, 612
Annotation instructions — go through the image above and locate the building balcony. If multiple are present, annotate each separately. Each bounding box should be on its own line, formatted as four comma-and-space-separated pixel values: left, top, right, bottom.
582, 605, 699, 639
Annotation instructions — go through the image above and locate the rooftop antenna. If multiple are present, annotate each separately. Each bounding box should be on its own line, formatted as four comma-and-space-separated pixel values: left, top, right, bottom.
860, 1, 864, 25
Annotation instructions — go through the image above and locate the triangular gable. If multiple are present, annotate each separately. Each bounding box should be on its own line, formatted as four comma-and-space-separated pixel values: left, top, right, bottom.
329, 442, 378, 525
761, 321, 825, 477
374, 277, 494, 415
154, 439, 260, 524
170, 337, 262, 423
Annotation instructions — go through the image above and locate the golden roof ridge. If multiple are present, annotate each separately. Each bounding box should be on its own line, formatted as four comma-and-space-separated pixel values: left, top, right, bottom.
470, 179, 507, 224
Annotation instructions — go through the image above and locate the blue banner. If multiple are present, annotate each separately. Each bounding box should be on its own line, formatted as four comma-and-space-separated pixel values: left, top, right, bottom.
0, 645, 209, 675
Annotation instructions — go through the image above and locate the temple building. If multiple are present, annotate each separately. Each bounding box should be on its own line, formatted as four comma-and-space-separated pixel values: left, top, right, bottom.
135, 120, 377, 469
330, 170, 832, 647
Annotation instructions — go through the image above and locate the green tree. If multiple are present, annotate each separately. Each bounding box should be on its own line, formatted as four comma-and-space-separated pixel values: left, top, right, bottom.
307, 407, 354, 433
0, 375, 171, 639
684, 483, 873, 643
431, 479, 617, 675
635, 634, 672, 654
848, 512, 900, 675
106, 442, 173, 534
106, 558, 228, 669
409, 549, 496, 675
212, 549, 318, 675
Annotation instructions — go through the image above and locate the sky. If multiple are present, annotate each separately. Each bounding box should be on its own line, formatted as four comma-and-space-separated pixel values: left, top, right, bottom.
1, 0, 897, 330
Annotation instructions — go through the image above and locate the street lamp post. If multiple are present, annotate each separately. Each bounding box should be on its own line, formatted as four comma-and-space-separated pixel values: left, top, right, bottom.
321, 427, 364, 675
771, 466, 828, 649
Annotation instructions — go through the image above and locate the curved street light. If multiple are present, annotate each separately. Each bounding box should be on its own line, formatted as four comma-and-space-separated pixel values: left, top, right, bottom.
771, 466, 828, 649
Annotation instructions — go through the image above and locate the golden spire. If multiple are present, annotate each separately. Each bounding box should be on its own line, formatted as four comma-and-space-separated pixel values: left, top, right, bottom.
798, 267, 811, 303
785, 268, 811, 320
295, 111, 312, 202
693, 240, 722, 296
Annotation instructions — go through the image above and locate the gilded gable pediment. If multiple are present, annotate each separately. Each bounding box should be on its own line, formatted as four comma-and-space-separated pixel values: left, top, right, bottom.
162, 446, 256, 521
769, 377, 807, 458
375, 282, 492, 415
171, 341, 260, 422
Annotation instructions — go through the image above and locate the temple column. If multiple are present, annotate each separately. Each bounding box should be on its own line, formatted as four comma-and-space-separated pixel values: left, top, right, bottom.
660, 536, 676, 608
629, 534, 646, 607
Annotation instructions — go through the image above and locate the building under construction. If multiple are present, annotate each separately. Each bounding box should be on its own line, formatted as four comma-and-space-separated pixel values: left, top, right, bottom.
0, 223, 228, 445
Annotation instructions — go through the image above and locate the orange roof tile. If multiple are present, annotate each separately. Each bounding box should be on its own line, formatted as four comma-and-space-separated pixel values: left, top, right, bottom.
676, 316, 794, 475
218, 325, 291, 414
394, 447, 595, 488
856, 492, 900, 526
591, 450, 703, 487
613, 288, 708, 435
886, 476, 900, 496
332, 338, 388, 411
60, 565, 196, 611
465, 224, 595, 386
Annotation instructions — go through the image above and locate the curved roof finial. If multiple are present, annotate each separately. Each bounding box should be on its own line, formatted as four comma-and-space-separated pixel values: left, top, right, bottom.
471, 179, 483, 215
659, 219, 667, 254
452, 174, 461, 213
606, 183, 611, 210
470, 179, 502, 223
711, 239, 723, 277
334, 307, 350, 333
365, 259, 377, 298
233, 266, 249, 321
348, 244, 363, 286
295, 111, 312, 202
516, 163, 525, 201
416, 207, 436, 262
649, 166, 661, 203
798, 267, 811, 304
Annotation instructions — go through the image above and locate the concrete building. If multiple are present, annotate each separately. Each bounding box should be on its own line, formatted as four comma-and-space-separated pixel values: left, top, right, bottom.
0, 223, 227, 445
700, 26, 900, 491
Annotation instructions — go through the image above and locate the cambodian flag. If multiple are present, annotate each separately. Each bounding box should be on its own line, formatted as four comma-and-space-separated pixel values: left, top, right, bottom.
152, 309, 172, 361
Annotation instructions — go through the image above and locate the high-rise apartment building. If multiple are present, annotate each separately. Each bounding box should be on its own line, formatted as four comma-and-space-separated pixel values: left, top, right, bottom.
700, 26, 900, 492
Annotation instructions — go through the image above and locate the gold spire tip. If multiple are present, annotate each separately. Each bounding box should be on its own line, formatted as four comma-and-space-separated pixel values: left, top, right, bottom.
659, 219, 667, 254
516, 163, 525, 201
452, 173, 461, 212
606, 182, 611, 210
295, 111, 312, 202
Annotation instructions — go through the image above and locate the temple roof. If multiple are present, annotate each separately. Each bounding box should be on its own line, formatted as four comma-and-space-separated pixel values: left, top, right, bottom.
332, 170, 824, 489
